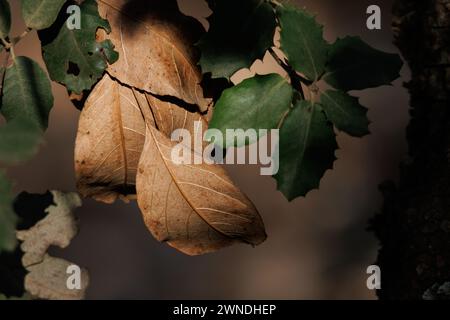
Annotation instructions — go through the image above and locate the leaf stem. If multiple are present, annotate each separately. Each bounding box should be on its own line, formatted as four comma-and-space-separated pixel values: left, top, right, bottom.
9, 46, 16, 60
13, 28, 32, 45
269, 0, 282, 8
0, 37, 10, 49
268, 47, 313, 102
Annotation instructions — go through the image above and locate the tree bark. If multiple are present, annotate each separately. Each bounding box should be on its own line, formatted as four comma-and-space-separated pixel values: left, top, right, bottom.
373, 0, 450, 300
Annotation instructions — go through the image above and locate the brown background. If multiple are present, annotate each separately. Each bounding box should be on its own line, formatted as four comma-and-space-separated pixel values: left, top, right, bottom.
5, 0, 410, 299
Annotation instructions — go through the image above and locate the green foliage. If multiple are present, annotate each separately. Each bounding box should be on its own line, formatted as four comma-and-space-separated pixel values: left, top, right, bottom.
320, 90, 370, 137
275, 101, 337, 200
0, 0, 117, 259
40, 0, 118, 94
1, 56, 54, 130
0, 172, 17, 253
0, 118, 44, 165
208, 74, 293, 147
0, 0, 11, 38
198, 0, 276, 79
201, 0, 403, 200
324, 36, 404, 91
277, 5, 328, 82
0, 0, 404, 233
20, 0, 67, 30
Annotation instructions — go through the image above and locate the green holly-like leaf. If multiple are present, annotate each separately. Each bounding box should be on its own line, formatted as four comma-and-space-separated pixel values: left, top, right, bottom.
198, 0, 276, 79
0, 0, 11, 38
40, 0, 118, 94
207, 74, 293, 147
277, 5, 328, 82
1, 56, 54, 130
0, 172, 17, 252
274, 101, 337, 200
20, 0, 67, 30
320, 90, 370, 137
324, 36, 403, 91
0, 118, 44, 165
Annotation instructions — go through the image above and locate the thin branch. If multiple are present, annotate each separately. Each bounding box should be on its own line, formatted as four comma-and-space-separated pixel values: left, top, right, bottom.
9, 46, 16, 60
0, 37, 10, 49
269, 47, 312, 101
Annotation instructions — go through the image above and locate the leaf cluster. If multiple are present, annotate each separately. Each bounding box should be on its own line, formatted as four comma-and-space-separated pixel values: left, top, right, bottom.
200, 0, 403, 200
0, 0, 117, 251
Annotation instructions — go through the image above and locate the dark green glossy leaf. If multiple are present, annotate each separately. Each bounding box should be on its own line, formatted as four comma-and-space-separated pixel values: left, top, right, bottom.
198, 0, 276, 79
0, 172, 17, 252
40, 0, 118, 94
0, 0, 11, 38
277, 5, 328, 82
1, 56, 54, 130
20, 0, 67, 30
207, 74, 293, 147
324, 36, 403, 91
320, 90, 370, 137
274, 101, 337, 200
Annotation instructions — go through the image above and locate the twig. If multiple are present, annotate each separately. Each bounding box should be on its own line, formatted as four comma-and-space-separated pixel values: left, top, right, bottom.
13, 28, 32, 45
0, 37, 10, 49
268, 47, 310, 100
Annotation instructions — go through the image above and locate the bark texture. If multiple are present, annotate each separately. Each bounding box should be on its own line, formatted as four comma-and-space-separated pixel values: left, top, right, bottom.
373, 0, 450, 300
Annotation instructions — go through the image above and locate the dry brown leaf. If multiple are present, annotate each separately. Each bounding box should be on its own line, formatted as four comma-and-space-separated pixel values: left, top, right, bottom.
75, 74, 208, 204
136, 125, 267, 256
16, 191, 89, 300
145, 93, 205, 139
75, 74, 147, 204
75, 0, 268, 256
97, 0, 211, 112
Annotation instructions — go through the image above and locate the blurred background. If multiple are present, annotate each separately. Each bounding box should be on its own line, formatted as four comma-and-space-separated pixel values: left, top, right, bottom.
5, 0, 410, 299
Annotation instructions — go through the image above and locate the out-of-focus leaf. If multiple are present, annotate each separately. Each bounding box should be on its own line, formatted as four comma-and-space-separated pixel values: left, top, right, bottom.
324, 36, 403, 91
40, 0, 118, 94
20, 0, 67, 30
0, 191, 54, 298
1, 56, 53, 130
0, 0, 11, 38
198, 0, 276, 79
0, 172, 17, 252
0, 118, 44, 165
16, 191, 89, 300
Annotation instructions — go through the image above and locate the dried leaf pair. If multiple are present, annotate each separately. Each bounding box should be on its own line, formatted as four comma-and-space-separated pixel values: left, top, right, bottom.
75, 0, 266, 256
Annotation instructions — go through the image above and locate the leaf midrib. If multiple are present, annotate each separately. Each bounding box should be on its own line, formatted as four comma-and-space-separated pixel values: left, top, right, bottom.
147, 125, 233, 240
292, 104, 314, 191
